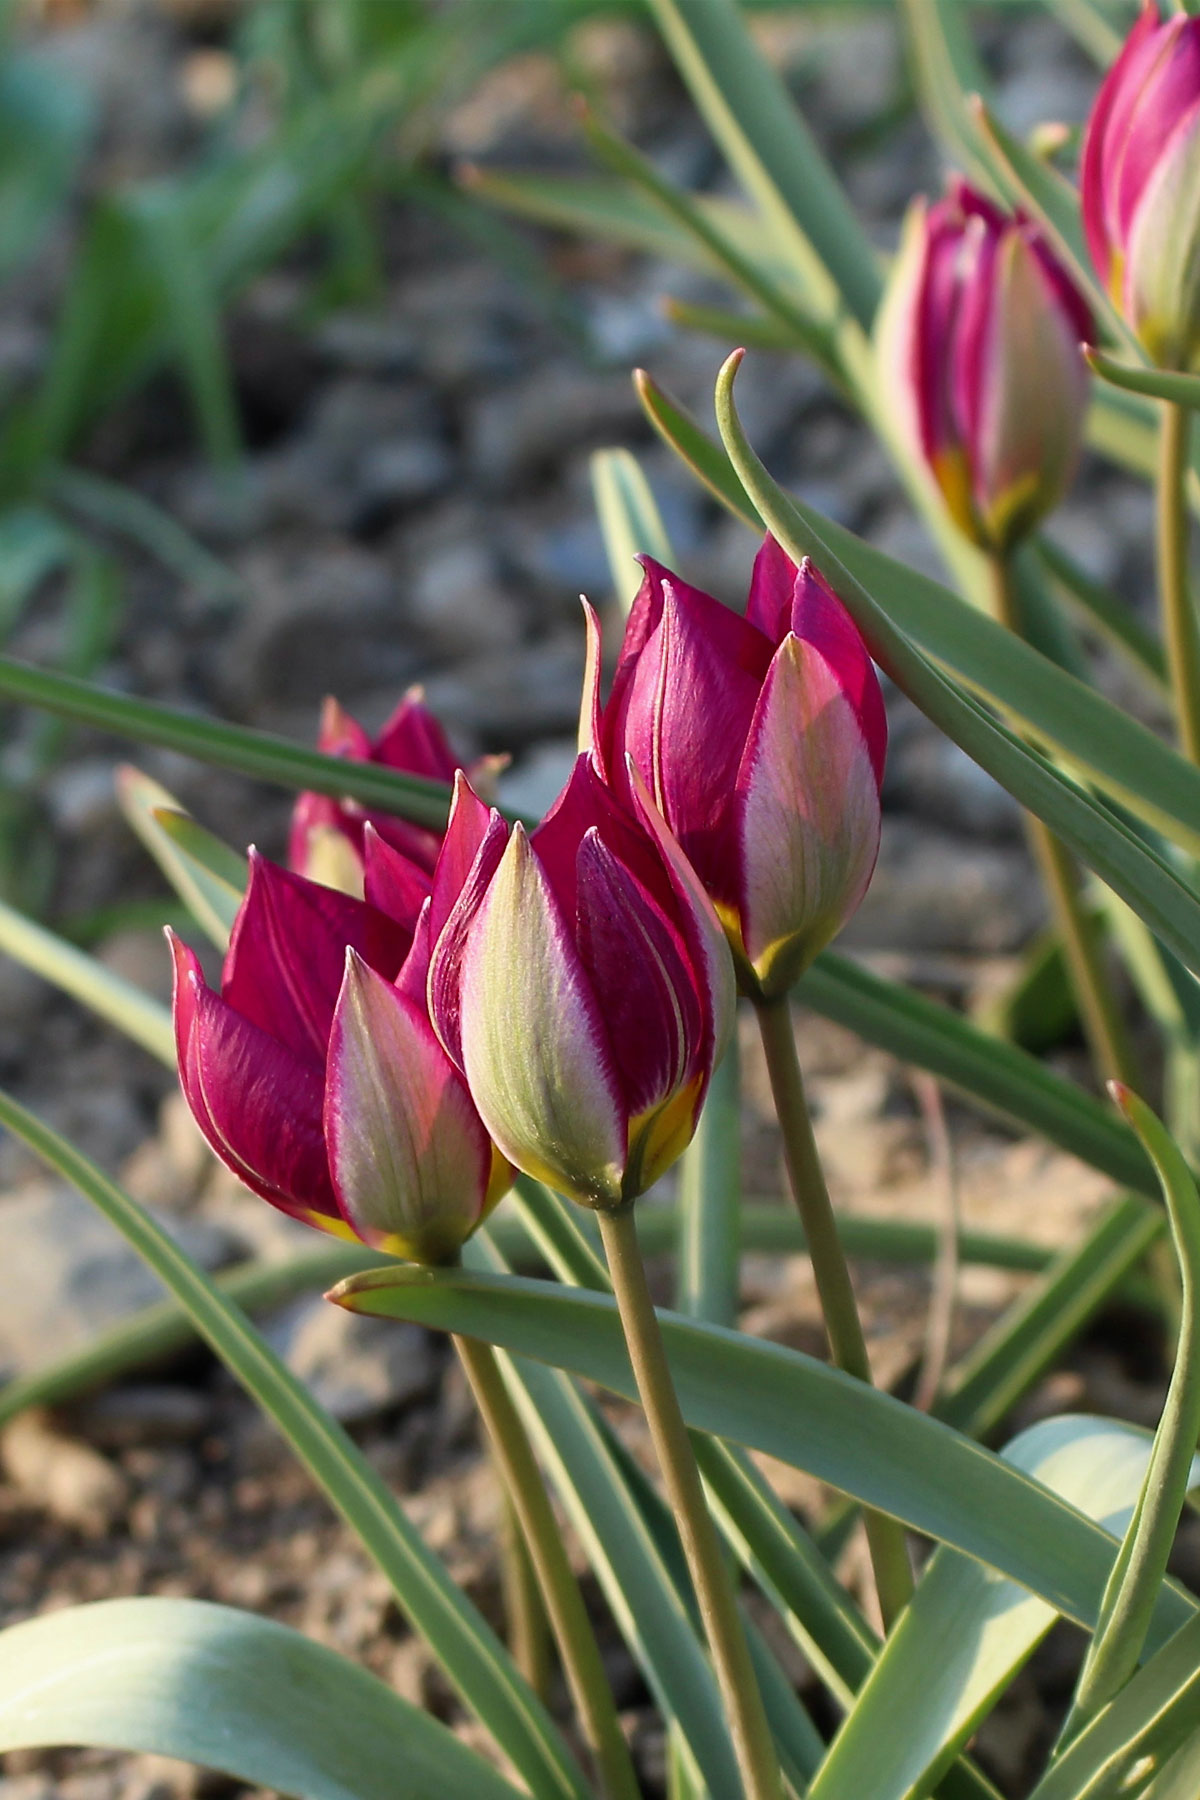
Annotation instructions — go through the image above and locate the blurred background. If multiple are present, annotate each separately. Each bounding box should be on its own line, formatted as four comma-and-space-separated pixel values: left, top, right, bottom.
0, 5, 1162, 1797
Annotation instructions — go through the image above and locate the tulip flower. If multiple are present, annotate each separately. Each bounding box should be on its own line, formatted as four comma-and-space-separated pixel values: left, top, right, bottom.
170, 849, 510, 1264
593, 539, 885, 1003
428, 761, 735, 1210
289, 688, 503, 895
1082, 3, 1200, 370
875, 177, 1092, 551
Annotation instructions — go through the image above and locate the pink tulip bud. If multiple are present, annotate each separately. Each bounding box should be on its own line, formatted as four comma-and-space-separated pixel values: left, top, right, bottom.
1082, 3, 1200, 369
288, 688, 504, 894
594, 540, 885, 1002
169, 850, 510, 1263
875, 178, 1092, 551
427, 764, 735, 1209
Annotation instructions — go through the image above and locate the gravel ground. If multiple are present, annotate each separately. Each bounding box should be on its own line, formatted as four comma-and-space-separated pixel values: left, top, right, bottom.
0, 7, 1175, 1797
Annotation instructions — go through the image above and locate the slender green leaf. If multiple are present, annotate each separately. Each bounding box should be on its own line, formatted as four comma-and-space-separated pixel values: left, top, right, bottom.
638, 368, 1200, 860
0, 655, 455, 826
970, 96, 1124, 345
580, 103, 838, 369
0, 47, 94, 278
48, 465, 243, 603
806, 1416, 1200, 1800
1025, 1609, 1200, 1800
1144, 1732, 1200, 1800
1067, 1093, 1200, 1735
126, 187, 243, 472
936, 1196, 1164, 1437
714, 353, 1200, 976
1086, 347, 1200, 408
1036, 537, 1168, 696
0, 1597, 523, 1800
800, 953, 1155, 1194
461, 165, 780, 278
1044, 0, 1124, 64
117, 766, 244, 950
0, 894, 174, 1064
645, 0, 881, 326
0, 505, 73, 637
899, 0, 992, 178
591, 448, 673, 614
661, 295, 803, 351
677, 1036, 741, 1327
1, 1200, 1070, 1438
469, 1233, 744, 1798
0, 1088, 588, 1800
332, 1264, 1197, 1639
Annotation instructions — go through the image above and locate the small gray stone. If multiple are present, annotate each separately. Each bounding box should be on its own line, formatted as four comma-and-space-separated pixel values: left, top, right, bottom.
261, 1294, 439, 1422
358, 437, 454, 509
409, 542, 522, 655
0, 1180, 239, 1378
2, 1410, 130, 1535
842, 818, 1043, 955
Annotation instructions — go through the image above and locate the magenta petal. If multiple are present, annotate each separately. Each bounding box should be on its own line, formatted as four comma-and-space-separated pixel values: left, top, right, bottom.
428, 773, 499, 945
950, 215, 1000, 461
362, 825, 432, 932
325, 950, 492, 1261
169, 932, 339, 1225
532, 752, 675, 926
1082, 4, 1168, 272
1113, 19, 1200, 240
789, 563, 887, 788
426, 778, 509, 1068
223, 852, 412, 1061
315, 696, 372, 760
372, 687, 461, 782
574, 827, 702, 1117
744, 535, 800, 640
625, 759, 735, 1079
618, 583, 766, 907
395, 898, 434, 1005
579, 598, 604, 763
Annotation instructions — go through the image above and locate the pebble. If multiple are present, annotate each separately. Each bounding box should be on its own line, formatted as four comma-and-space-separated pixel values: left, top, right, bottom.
2, 1410, 129, 1534
260, 1295, 440, 1423
0, 1180, 238, 1379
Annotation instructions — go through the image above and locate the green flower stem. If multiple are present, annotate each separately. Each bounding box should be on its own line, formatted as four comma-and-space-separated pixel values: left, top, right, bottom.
1158, 400, 1200, 765
499, 1487, 552, 1701
1060, 1087, 1200, 1745
988, 555, 1139, 1090
754, 997, 913, 1629
452, 1332, 640, 1800
596, 1207, 782, 1800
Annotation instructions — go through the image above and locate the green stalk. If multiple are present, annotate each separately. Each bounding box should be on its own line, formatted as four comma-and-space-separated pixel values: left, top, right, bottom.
499, 1487, 552, 1702
988, 556, 1138, 1089
754, 998, 913, 1628
1059, 1087, 1200, 1745
596, 1208, 782, 1800
1157, 400, 1200, 765
453, 1333, 640, 1800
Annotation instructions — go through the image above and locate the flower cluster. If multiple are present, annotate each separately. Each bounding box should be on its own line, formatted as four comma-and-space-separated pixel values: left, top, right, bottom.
171, 537, 885, 1251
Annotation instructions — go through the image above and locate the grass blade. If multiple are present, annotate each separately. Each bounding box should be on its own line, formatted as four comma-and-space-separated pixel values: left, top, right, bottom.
0, 1087, 589, 1800
0, 1597, 525, 1800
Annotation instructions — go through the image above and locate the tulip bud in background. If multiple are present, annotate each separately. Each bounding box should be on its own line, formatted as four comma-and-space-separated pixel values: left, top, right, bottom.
170, 850, 510, 1264
289, 688, 504, 895
428, 763, 735, 1210
595, 540, 885, 1003
875, 177, 1092, 551
1082, 3, 1200, 370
